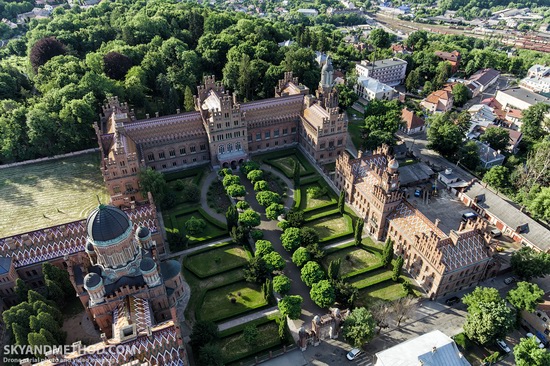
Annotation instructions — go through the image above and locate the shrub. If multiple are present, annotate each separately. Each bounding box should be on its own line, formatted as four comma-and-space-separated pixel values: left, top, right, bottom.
184, 216, 206, 235
307, 186, 327, 199
264, 251, 286, 272
281, 227, 301, 252
226, 184, 246, 198
247, 169, 264, 183
278, 295, 303, 319
161, 191, 178, 209
251, 229, 264, 241
266, 203, 285, 220
174, 179, 186, 191
273, 275, 291, 295
300, 227, 319, 247
310, 280, 336, 308
256, 191, 281, 207
286, 210, 304, 228
241, 161, 261, 175
218, 168, 232, 177
181, 182, 200, 203
223, 174, 240, 187
277, 220, 290, 230
236, 201, 250, 210
300, 261, 326, 287
292, 247, 310, 267
254, 180, 269, 192
255, 240, 274, 257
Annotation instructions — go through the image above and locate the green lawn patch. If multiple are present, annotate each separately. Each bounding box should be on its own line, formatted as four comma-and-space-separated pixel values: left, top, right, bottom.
253, 148, 315, 178
346, 109, 364, 151
218, 320, 282, 364
306, 213, 353, 242
299, 183, 337, 212
164, 165, 206, 184
165, 207, 227, 244
206, 179, 232, 214
0, 152, 109, 237
185, 244, 251, 278
349, 268, 394, 289
198, 281, 268, 323
322, 247, 381, 277
356, 279, 408, 306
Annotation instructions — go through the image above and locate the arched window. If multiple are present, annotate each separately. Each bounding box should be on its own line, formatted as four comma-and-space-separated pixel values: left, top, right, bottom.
227, 143, 233, 152
218, 145, 224, 154
236, 142, 241, 151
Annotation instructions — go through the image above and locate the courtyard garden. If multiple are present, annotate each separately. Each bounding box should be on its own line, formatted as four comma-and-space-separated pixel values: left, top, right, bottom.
165, 206, 227, 245
0, 152, 109, 237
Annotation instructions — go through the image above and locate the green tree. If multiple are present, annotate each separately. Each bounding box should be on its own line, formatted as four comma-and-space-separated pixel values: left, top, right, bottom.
190, 320, 219, 351
507, 282, 544, 312
483, 166, 510, 192
255, 240, 274, 257
293, 161, 300, 187
333, 280, 358, 308
458, 140, 480, 170
273, 274, 291, 295
243, 324, 259, 346
226, 205, 239, 233
226, 184, 246, 197
254, 180, 269, 191
514, 336, 550, 366
427, 112, 463, 157
292, 247, 311, 267
281, 227, 302, 252
247, 169, 264, 183
166, 228, 188, 250
328, 259, 341, 281
278, 295, 303, 319
338, 190, 345, 214
354, 219, 364, 246
15, 278, 30, 302
480, 128, 510, 152
198, 343, 224, 366
405, 68, 421, 93
511, 247, 550, 280
368, 28, 392, 49
382, 238, 394, 267
527, 187, 550, 221
184, 86, 195, 112
223, 174, 240, 187
236, 200, 250, 210
138, 167, 167, 203
30, 37, 67, 72
301, 261, 326, 287
263, 251, 286, 272
392, 256, 404, 281
239, 209, 261, 228
286, 210, 304, 228
310, 280, 336, 308
266, 203, 284, 220
522, 103, 550, 141
185, 216, 206, 235
463, 287, 515, 345
334, 83, 358, 108
452, 83, 469, 107
300, 227, 319, 247
342, 307, 376, 347
244, 256, 269, 284
256, 191, 280, 207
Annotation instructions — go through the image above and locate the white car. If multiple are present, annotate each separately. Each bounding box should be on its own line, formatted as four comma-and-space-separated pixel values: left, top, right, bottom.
496, 339, 511, 353
346, 348, 362, 360
527, 333, 546, 349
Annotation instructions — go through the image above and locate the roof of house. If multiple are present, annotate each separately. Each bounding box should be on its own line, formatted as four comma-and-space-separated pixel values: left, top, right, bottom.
507, 108, 523, 119
357, 76, 396, 94
462, 182, 550, 251
435, 50, 460, 62
486, 125, 522, 146
359, 57, 407, 69
401, 108, 425, 129
496, 88, 550, 107
398, 162, 434, 186
424, 90, 452, 105
375, 330, 471, 366
475, 141, 505, 163
0, 256, 11, 274
481, 97, 503, 110
468, 68, 500, 87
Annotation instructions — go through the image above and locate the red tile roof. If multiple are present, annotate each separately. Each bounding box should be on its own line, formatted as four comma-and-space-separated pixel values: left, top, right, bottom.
401, 108, 425, 129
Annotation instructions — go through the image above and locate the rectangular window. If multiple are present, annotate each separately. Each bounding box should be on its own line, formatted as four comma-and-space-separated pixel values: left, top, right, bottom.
125, 183, 133, 191
217, 123, 222, 129
337, 139, 343, 146
217, 135, 223, 141
158, 152, 165, 159
320, 143, 326, 149
180, 148, 186, 155
169, 150, 175, 157
248, 135, 253, 142
291, 127, 296, 133
265, 131, 270, 139
283, 128, 288, 135
226, 122, 230, 127
114, 186, 121, 194
200, 144, 206, 151
266, 143, 270, 147
256, 133, 261, 141
225, 113, 229, 118
162, 164, 167, 169
192, 158, 197, 162
329, 141, 334, 148
172, 161, 177, 166
274, 129, 280, 137
226, 133, 232, 139
190, 146, 196, 153
234, 120, 239, 126
235, 131, 240, 137
275, 141, 278, 146
147, 153, 155, 161
182, 159, 187, 164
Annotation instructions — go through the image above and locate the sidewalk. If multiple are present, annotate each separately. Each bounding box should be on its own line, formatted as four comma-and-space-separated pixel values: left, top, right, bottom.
218, 306, 279, 332
261, 164, 294, 209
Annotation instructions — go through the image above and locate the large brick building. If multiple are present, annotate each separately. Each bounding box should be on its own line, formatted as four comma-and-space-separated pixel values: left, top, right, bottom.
334, 147, 498, 299
97, 62, 348, 206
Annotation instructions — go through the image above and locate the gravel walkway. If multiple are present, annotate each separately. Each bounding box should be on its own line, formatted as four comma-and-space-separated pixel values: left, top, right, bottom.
217, 306, 279, 332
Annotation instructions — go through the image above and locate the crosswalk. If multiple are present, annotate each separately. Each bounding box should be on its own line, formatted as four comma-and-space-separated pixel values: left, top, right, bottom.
353, 353, 373, 366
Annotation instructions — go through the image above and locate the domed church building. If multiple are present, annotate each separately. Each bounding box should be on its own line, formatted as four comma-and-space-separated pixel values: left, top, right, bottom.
68, 204, 184, 338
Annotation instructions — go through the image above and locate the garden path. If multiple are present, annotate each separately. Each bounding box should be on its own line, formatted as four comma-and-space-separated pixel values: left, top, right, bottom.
199, 168, 226, 223
239, 171, 325, 329
217, 306, 279, 332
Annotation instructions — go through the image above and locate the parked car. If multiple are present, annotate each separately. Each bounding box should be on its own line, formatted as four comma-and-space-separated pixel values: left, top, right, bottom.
445, 296, 461, 306
490, 229, 502, 238
461, 212, 478, 222
346, 348, 362, 361
496, 339, 511, 353
504, 277, 515, 285
526, 333, 546, 349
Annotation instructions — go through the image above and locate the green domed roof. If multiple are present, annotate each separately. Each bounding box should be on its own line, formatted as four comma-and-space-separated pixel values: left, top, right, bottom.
86, 205, 130, 243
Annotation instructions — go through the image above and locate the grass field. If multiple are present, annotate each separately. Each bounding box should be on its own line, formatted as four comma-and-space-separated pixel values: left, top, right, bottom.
198, 281, 268, 322
355, 280, 408, 307
0, 152, 109, 237
346, 109, 364, 151
219, 321, 281, 364
186, 244, 250, 278
300, 183, 336, 211
172, 210, 226, 243
322, 247, 381, 276
350, 268, 394, 289
270, 156, 306, 176
307, 214, 351, 239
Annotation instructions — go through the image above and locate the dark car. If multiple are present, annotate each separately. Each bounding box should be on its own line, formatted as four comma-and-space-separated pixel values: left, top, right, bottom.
445, 296, 460, 305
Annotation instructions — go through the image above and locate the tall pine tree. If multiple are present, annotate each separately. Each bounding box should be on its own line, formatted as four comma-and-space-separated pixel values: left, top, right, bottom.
382, 238, 394, 267
184, 86, 195, 112
226, 205, 238, 233
338, 190, 345, 214
354, 220, 364, 246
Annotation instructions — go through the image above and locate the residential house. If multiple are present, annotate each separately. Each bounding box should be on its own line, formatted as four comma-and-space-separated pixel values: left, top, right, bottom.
475, 141, 505, 168
438, 168, 461, 187
521, 297, 550, 344
519, 64, 550, 94
435, 50, 461, 73
401, 107, 425, 134
506, 109, 522, 129
466, 104, 496, 139
354, 76, 397, 102
374, 330, 471, 366
495, 88, 550, 110
392, 143, 408, 159
468, 68, 500, 93
391, 43, 412, 55
297, 8, 318, 16
486, 125, 522, 154
420, 90, 454, 113
355, 58, 408, 86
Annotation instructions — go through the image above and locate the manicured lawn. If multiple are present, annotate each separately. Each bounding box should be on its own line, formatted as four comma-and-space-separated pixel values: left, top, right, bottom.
0, 152, 109, 237
355, 279, 408, 306
218, 321, 282, 364
172, 209, 226, 243
307, 214, 352, 241
299, 183, 336, 211
198, 281, 268, 323
346, 109, 364, 151
322, 247, 381, 277
270, 156, 307, 176
350, 268, 393, 289
263, 171, 288, 196
186, 244, 250, 278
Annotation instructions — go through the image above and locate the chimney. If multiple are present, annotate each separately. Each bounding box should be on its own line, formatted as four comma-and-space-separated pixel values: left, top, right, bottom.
357, 150, 363, 159
432, 346, 437, 353
155, 111, 159, 118
176, 108, 180, 114
146, 113, 150, 119
434, 219, 440, 228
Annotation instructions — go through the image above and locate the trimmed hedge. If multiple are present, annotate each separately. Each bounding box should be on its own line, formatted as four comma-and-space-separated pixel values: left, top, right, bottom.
349, 268, 393, 290
164, 165, 207, 184
184, 243, 253, 279
165, 206, 228, 244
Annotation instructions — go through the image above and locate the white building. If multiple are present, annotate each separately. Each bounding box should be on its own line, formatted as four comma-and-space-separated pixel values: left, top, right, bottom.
297, 8, 318, 16
495, 88, 550, 110
375, 330, 470, 366
355, 58, 407, 86
354, 76, 396, 102
519, 64, 550, 94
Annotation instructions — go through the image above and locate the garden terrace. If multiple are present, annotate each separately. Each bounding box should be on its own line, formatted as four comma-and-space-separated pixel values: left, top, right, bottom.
0, 152, 109, 238
252, 148, 316, 180
184, 244, 251, 278
164, 206, 227, 245
163, 166, 205, 207
197, 281, 268, 323
321, 245, 382, 278
297, 181, 337, 212
304, 211, 354, 244
217, 315, 292, 365
355, 279, 410, 307
206, 179, 232, 214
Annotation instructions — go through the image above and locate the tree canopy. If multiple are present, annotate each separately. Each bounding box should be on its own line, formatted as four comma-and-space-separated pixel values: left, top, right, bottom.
511, 247, 550, 280
514, 336, 550, 366
507, 282, 544, 313
342, 307, 376, 348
